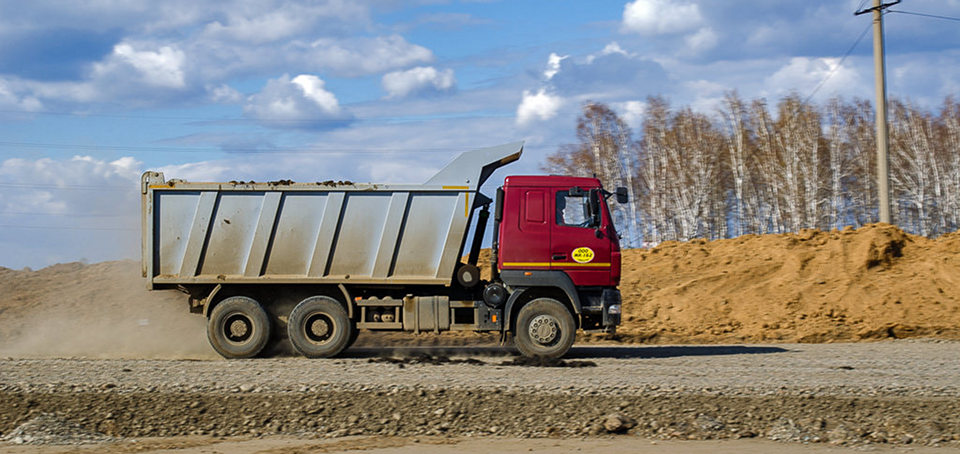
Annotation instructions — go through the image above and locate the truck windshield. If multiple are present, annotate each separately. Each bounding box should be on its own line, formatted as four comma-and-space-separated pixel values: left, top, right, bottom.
556, 190, 598, 228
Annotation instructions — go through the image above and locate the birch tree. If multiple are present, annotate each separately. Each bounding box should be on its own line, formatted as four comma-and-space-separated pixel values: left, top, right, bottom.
543, 103, 642, 245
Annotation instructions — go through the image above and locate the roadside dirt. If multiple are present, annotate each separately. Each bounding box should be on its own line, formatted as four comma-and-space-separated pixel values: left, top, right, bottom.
8, 434, 960, 454
615, 223, 960, 344
4, 434, 960, 454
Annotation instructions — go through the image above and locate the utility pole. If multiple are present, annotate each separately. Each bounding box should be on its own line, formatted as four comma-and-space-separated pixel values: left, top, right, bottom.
856, 0, 899, 224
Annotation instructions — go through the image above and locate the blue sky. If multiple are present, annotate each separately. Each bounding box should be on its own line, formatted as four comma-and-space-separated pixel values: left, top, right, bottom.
1, 0, 959, 268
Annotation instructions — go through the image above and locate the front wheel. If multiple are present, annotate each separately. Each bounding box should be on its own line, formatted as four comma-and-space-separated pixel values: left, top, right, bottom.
513, 298, 576, 359
287, 296, 353, 358
207, 296, 271, 359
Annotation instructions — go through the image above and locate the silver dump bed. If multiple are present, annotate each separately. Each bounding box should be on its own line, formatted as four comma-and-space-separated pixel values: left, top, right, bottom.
141, 142, 522, 288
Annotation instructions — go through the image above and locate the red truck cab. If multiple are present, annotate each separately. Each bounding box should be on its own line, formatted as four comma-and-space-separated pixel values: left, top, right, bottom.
487, 175, 624, 357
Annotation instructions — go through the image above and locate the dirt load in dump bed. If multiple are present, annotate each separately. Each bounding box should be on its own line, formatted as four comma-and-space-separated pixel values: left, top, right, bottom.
1, 223, 959, 358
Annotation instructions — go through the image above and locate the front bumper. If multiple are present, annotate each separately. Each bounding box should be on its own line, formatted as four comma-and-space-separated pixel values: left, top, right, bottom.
601, 288, 621, 327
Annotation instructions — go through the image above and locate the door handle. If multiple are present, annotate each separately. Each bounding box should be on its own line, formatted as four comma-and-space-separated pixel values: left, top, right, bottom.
552, 254, 566, 260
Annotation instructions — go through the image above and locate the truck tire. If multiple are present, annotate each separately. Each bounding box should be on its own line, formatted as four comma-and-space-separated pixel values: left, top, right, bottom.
207, 296, 271, 359
287, 296, 353, 358
513, 298, 576, 359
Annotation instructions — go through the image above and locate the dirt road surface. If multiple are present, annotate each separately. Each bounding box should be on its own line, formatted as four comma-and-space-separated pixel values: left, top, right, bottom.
2, 435, 959, 454
2, 341, 959, 452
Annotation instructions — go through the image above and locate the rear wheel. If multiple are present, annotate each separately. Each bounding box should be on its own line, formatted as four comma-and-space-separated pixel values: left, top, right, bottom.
207, 296, 271, 359
287, 296, 353, 358
514, 298, 576, 359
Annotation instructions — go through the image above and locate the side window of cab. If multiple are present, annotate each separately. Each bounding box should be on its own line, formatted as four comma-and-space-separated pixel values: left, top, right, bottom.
556, 188, 598, 228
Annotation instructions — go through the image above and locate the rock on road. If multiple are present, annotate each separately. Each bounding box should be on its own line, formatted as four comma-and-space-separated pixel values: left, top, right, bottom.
1, 340, 959, 449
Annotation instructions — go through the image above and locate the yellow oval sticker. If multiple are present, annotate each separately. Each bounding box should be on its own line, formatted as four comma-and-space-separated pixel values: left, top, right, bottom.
571, 247, 595, 263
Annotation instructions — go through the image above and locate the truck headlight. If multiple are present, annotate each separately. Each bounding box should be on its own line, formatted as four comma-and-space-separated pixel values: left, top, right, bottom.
607, 304, 621, 315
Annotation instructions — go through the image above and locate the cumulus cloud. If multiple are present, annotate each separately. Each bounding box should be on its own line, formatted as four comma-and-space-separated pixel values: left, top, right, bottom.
207, 83, 242, 103
201, 9, 316, 44
764, 57, 862, 100
613, 100, 646, 129
548, 46, 671, 98
381, 66, 455, 99
622, 0, 703, 35
14, 41, 191, 105
106, 43, 186, 88
0, 155, 141, 221
0, 3, 433, 107
296, 35, 434, 78
585, 42, 635, 64
544, 53, 568, 80
0, 79, 43, 112
244, 74, 351, 129
360, 160, 440, 184
0, 155, 143, 268
516, 89, 563, 126
685, 27, 718, 53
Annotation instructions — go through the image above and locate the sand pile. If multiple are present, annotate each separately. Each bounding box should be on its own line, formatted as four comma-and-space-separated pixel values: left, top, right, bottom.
617, 223, 960, 343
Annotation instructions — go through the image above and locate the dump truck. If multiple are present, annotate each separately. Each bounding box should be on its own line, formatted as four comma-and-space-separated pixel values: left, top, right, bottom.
141, 142, 626, 359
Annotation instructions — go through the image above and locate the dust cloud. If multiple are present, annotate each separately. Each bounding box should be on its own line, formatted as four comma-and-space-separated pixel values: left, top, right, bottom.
0, 261, 215, 359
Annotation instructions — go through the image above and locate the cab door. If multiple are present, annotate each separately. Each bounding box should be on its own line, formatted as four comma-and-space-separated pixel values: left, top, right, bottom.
549, 187, 612, 286
499, 187, 551, 269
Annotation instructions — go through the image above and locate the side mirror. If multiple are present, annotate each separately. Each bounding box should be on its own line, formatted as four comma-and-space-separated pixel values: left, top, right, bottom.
616, 187, 629, 204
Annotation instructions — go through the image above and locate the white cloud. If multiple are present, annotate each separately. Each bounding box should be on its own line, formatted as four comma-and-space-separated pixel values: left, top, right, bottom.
585, 42, 635, 64
98, 43, 187, 89
613, 100, 646, 129
291, 75, 341, 113
299, 35, 434, 77
202, 11, 313, 45
685, 79, 726, 112
544, 53, 568, 80
622, 0, 703, 35
0, 155, 140, 217
360, 160, 439, 184
516, 89, 563, 126
199, 2, 369, 43
381, 66, 455, 99
685, 27, 718, 53
546, 44, 671, 99
764, 57, 862, 100
0, 79, 42, 112
244, 74, 349, 128
0, 4, 431, 107
207, 84, 242, 103
18, 41, 191, 105
0, 155, 143, 268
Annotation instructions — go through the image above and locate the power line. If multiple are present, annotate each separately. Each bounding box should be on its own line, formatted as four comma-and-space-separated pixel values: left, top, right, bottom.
0, 182, 130, 190
0, 224, 137, 231
0, 107, 514, 124
888, 9, 960, 22
0, 211, 133, 217
802, 22, 873, 105
0, 140, 475, 155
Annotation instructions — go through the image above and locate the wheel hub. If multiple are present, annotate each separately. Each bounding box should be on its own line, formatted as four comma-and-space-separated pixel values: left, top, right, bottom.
224, 314, 253, 343
229, 320, 248, 337
529, 315, 560, 345
310, 318, 330, 338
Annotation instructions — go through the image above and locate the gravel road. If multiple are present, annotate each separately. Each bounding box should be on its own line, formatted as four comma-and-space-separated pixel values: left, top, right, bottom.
1, 340, 959, 448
